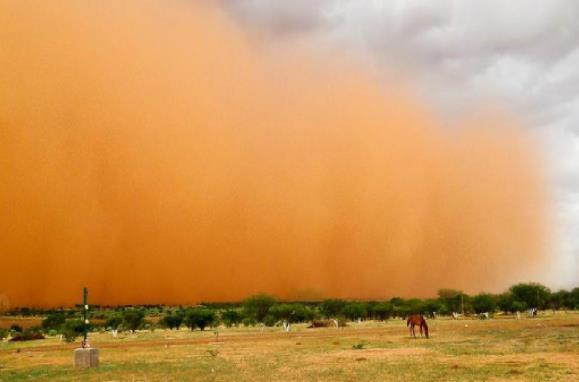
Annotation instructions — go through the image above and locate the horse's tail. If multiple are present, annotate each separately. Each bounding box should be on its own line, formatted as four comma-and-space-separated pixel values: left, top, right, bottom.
422, 318, 429, 338
406, 317, 411, 327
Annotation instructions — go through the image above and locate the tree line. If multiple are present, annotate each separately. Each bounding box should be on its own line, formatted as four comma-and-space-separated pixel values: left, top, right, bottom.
1, 282, 577, 343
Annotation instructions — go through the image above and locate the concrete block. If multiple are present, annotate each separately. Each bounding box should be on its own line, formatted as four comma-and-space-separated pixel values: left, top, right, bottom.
74, 348, 99, 368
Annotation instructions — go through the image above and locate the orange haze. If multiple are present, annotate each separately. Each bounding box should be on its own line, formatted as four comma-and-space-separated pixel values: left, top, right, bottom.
0, 1, 547, 307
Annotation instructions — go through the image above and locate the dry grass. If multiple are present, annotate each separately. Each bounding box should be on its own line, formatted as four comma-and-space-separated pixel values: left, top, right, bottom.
0, 313, 578, 381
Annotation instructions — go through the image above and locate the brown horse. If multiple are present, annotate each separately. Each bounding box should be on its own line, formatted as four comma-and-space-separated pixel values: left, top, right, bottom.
406, 314, 429, 338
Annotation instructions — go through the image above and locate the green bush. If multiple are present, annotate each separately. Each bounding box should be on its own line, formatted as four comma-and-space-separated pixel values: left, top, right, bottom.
61, 320, 84, 343
42, 313, 66, 331
105, 314, 123, 331
319, 299, 346, 318
549, 290, 568, 310
242, 317, 256, 327
243, 294, 276, 323
263, 314, 277, 327
342, 303, 368, 321
437, 289, 464, 313
421, 299, 444, 317
221, 309, 242, 327
269, 303, 315, 323
391, 298, 424, 317
159, 313, 183, 330
564, 288, 579, 309
184, 308, 216, 331
0, 328, 8, 340
372, 302, 394, 320
122, 310, 145, 333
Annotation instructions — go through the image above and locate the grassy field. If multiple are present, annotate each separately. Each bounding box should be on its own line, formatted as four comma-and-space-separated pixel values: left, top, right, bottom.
1, 313, 577, 381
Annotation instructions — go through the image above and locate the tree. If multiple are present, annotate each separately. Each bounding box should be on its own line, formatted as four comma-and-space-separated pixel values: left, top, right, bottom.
105, 314, 123, 331
548, 290, 569, 310
221, 310, 242, 328
319, 299, 346, 318
372, 302, 394, 320
509, 283, 551, 310
565, 288, 579, 309
243, 294, 276, 323
392, 298, 424, 317
42, 313, 66, 331
421, 299, 444, 317
437, 289, 464, 313
472, 293, 497, 314
497, 293, 519, 313
122, 310, 145, 333
159, 313, 183, 330
269, 303, 315, 324
184, 308, 216, 331
342, 303, 368, 321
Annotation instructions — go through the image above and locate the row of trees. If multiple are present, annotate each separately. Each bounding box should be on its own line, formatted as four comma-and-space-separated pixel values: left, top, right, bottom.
3, 283, 578, 342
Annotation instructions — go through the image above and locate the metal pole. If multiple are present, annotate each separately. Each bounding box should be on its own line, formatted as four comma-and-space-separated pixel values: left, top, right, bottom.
83, 287, 88, 347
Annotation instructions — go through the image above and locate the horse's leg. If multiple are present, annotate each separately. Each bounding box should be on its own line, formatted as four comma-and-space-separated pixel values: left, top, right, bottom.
419, 324, 423, 337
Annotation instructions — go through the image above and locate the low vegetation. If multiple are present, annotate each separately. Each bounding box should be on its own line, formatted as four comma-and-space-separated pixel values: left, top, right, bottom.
1, 283, 577, 338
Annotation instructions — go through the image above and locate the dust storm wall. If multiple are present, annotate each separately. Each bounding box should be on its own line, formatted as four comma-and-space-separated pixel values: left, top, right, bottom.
0, 1, 547, 306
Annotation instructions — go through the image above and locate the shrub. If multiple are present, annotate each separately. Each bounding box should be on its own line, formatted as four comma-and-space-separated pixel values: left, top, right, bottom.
243, 294, 276, 323
568, 288, 579, 309
497, 293, 514, 313
269, 303, 315, 324
221, 310, 242, 328
61, 320, 84, 343
372, 302, 394, 320
342, 303, 368, 321
391, 298, 424, 317
10, 328, 45, 342
242, 317, 256, 327
263, 314, 277, 327
10, 324, 23, 333
42, 313, 66, 331
548, 290, 568, 310
159, 313, 183, 330
0, 328, 8, 340
184, 308, 216, 331
421, 299, 444, 317
437, 289, 464, 313
105, 314, 123, 331
122, 310, 145, 333
319, 299, 346, 318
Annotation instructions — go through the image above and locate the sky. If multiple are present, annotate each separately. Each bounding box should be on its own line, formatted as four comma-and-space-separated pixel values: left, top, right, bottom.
223, 0, 579, 288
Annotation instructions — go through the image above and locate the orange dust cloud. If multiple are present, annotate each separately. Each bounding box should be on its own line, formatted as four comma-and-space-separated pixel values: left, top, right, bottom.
0, 1, 548, 307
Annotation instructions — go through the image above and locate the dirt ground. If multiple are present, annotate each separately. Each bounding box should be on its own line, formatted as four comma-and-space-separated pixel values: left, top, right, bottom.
1, 313, 578, 381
